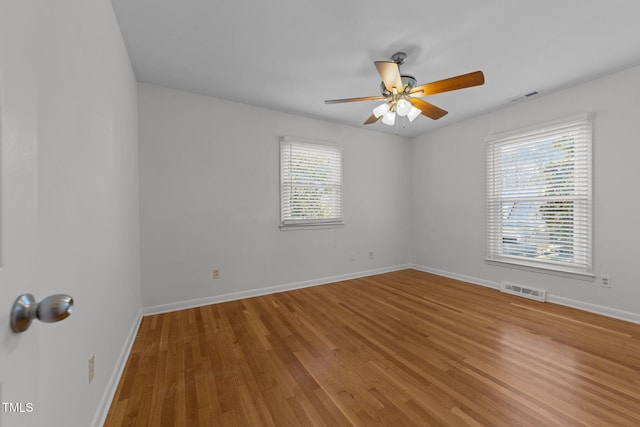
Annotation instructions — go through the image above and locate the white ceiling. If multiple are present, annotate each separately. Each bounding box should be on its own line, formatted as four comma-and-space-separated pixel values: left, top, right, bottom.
111, 0, 640, 138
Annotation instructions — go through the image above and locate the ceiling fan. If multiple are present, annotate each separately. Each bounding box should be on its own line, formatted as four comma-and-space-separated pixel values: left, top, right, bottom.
324, 52, 484, 127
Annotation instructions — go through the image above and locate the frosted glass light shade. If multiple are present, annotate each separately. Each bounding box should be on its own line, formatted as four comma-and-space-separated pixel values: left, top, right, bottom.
407, 106, 421, 122
381, 110, 396, 126
373, 102, 390, 118
396, 99, 412, 116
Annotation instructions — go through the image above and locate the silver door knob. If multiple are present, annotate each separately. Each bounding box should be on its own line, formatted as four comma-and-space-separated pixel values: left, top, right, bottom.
10, 293, 74, 333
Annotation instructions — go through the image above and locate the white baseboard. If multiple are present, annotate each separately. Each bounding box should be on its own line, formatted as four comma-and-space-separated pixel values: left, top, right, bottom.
411, 264, 640, 325
142, 264, 412, 316
91, 309, 143, 427
410, 264, 500, 290
547, 295, 640, 325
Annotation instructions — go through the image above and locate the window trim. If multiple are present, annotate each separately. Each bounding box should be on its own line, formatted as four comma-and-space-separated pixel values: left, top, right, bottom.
485, 113, 594, 278
279, 136, 344, 230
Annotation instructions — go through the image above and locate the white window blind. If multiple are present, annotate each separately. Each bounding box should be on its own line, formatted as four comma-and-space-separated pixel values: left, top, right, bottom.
486, 114, 593, 276
280, 137, 343, 228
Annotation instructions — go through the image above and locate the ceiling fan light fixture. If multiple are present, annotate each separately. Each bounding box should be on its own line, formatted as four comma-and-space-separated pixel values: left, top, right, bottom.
396, 99, 412, 116
407, 106, 421, 122
381, 110, 396, 126
373, 102, 390, 118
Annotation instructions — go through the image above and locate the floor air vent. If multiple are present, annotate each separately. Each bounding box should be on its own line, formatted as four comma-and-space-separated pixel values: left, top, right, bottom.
500, 282, 546, 302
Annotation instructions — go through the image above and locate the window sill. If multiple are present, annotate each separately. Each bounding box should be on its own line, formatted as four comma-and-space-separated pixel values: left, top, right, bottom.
279, 222, 344, 231
486, 258, 595, 281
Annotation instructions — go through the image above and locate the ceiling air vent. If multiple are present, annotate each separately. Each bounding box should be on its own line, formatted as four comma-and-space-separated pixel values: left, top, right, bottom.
500, 281, 546, 302
508, 91, 540, 103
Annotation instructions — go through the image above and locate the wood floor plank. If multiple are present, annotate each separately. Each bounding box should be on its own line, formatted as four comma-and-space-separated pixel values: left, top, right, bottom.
104, 269, 640, 426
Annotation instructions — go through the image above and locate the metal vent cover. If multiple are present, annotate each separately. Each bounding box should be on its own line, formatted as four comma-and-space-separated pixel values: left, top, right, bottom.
500, 282, 547, 302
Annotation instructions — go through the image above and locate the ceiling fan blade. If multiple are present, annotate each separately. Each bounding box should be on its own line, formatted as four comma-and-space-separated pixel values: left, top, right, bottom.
410, 98, 448, 120
324, 95, 386, 104
375, 61, 404, 93
410, 71, 485, 97
363, 114, 380, 125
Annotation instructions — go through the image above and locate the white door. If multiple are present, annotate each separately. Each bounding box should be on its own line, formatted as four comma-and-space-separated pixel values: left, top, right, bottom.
0, 2, 40, 426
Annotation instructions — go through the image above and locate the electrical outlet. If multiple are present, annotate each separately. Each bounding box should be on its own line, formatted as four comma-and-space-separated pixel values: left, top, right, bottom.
212, 269, 220, 279
369, 250, 374, 259
601, 275, 611, 288
88, 354, 95, 384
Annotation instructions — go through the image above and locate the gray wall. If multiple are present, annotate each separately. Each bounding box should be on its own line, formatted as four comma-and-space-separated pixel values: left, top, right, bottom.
411, 65, 640, 321
138, 83, 412, 309
139, 65, 640, 323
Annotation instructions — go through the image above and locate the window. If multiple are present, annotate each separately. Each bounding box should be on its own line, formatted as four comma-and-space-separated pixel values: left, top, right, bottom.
486, 114, 593, 276
280, 137, 343, 228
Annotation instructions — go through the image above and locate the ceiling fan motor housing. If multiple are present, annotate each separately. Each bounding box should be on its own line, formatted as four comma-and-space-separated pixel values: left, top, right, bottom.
380, 75, 416, 96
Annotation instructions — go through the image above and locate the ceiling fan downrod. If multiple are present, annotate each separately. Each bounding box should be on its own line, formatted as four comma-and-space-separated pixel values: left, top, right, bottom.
390, 51, 407, 65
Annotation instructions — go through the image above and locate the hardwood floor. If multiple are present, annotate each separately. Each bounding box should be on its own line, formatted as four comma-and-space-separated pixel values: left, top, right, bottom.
104, 269, 640, 426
